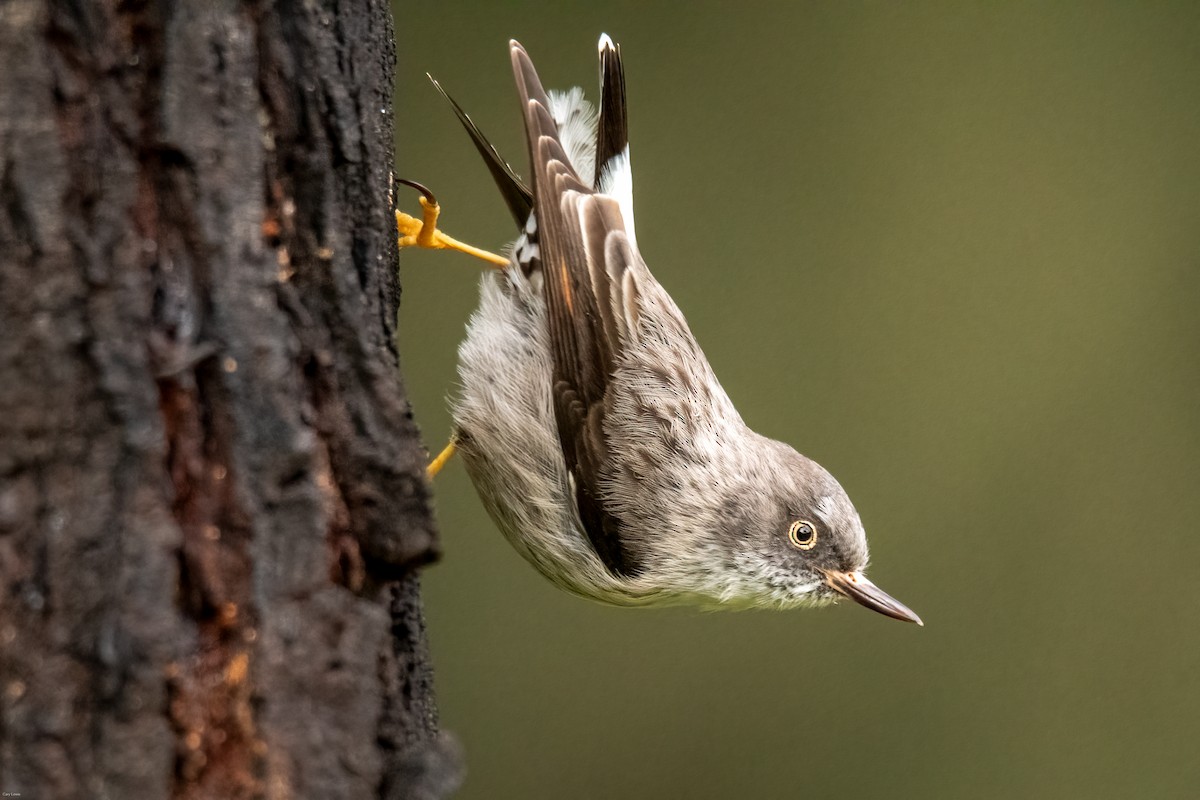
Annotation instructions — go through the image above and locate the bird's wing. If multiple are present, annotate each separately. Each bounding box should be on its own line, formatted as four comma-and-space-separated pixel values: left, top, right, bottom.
429, 75, 533, 226
594, 34, 637, 247
510, 39, 644, 577
594, 35, 627, 187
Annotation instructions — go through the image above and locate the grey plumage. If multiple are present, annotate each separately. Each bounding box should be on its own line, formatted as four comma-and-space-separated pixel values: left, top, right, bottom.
447, 37, 920, 621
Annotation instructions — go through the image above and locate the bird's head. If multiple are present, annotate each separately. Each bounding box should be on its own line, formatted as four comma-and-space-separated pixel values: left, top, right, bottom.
720, 439, 922, 624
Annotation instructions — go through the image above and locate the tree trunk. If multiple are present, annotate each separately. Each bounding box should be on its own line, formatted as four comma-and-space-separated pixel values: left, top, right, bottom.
0, 2, 459, 798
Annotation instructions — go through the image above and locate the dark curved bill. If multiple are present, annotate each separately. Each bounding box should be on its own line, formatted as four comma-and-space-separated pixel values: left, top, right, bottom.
823, 570, 923, 626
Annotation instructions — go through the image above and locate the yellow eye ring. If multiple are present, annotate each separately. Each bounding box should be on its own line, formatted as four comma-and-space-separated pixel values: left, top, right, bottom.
788, 520, 818, 550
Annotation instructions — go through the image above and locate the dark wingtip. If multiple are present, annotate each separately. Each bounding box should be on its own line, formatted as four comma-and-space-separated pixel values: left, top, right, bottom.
427, 72, 533, 226
594, 32, 629, 189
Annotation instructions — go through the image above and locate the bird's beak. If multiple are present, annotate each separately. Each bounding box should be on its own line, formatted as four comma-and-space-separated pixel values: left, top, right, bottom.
822, 570, 923, 626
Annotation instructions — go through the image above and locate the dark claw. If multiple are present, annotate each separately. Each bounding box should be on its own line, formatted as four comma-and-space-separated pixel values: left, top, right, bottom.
397, 178, 437, 206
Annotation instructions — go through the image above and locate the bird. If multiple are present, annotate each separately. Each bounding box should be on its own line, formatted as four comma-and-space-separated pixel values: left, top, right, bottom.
396, 36, 921, 624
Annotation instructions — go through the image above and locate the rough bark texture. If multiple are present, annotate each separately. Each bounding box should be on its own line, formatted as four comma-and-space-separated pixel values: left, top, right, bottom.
0, 2, 460, 798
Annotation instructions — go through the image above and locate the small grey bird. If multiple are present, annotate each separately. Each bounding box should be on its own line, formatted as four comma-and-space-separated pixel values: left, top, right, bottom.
399, 36, 921, 623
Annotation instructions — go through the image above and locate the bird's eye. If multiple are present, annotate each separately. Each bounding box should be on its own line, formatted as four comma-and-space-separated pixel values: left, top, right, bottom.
788, 520, 817, 550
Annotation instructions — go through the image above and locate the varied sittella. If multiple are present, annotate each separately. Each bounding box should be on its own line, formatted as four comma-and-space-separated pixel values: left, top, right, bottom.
396, 36, 922, 624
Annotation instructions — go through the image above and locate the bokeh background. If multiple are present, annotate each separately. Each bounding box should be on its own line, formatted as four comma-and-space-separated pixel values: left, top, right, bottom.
393, 3, 1200, 798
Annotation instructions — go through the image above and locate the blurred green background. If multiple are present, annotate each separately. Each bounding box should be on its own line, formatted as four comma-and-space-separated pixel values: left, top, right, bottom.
393, 2, 1200, 797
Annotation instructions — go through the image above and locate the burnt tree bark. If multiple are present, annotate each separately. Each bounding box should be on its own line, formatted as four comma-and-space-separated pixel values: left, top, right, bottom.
0, 2, 460, 799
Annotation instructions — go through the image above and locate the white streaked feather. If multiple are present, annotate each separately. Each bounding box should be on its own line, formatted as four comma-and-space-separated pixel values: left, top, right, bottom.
598, 145, 636, 248
546, 87, 597, 187
815, 495, 837, 525
513, 232, 539, 267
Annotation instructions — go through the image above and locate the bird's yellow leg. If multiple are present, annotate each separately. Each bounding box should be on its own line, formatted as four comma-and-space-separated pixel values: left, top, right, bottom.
426, 438, 458, 480
396, 180, 509, 269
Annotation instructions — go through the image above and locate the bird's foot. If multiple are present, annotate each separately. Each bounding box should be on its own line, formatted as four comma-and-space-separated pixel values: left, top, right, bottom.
396, 179, 509, 268
426, 438, 458, 480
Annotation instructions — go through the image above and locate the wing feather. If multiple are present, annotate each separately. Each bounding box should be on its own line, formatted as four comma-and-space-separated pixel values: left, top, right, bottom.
429, 76, 533, 226
595, 34, 636, 245
594, 34, 628, 187
510, 40, 644, 576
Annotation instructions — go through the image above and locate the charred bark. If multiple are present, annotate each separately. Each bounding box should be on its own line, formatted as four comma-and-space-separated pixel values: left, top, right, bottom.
0, 2, 459, 798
